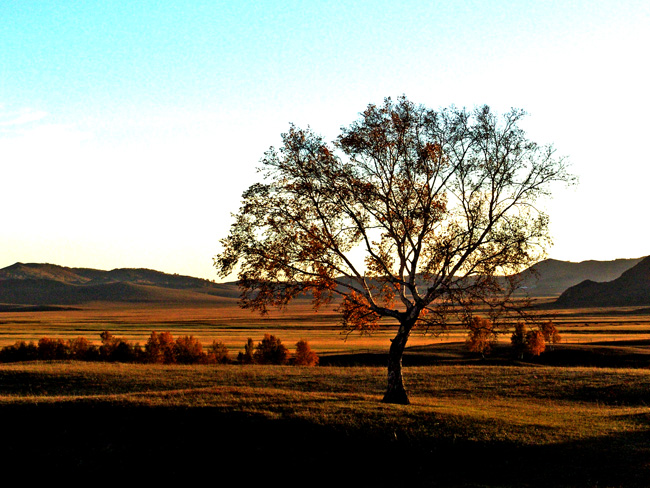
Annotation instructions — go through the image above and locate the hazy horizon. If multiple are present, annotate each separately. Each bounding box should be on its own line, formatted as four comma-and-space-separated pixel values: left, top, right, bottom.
2, 1, 649, 280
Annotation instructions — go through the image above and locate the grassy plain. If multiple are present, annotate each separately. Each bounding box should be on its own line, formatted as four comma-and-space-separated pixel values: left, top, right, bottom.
2, 299, 650, 354
1, 300, 650, 486
0, 300, 459, 355
1, 361, 649, 486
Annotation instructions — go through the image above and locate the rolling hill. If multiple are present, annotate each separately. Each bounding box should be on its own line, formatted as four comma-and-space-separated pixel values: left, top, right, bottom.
0, 263, 240, 306
2, 256, 647, 308
512, 257, 643, 297
553, 255, 650, 307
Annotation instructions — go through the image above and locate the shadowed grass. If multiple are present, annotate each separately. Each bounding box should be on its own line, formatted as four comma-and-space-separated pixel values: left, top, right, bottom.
1, 361, 649, 488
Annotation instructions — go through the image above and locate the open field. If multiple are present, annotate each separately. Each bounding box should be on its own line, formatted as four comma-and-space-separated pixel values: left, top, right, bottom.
0, 300, 485, 355
2, 300, 650, 485
1, 361, 649, 486
1, 300, 650, 356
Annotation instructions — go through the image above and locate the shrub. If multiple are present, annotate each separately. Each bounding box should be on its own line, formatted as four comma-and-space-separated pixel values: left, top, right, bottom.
293, 340, 319, 366
237, 338, 255, 364
145, 331, 176, 364
465, 316, 497, 357
67, 337, 97, 360
253, 334, 289, 365
112, 341, 139, 362
0, 341, 38, 362
512, 323, 551, 358
208, 341, 230, 364
174, 335, 205, 364
99, 331, 138, 362
525, 330, 546, 356
540, 320, 562, 346
511, 322, 528, 359
37, 337, 68, 360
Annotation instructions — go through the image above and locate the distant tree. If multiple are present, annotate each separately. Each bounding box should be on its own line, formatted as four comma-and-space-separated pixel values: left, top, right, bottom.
540, 320, 561, 348
37, 337, 68, 360
253, 334, 289, 365
100, 331, 137, 362
215, 96, 573, 403
145, 331, 176, 364
99, 331, 117, 360
208, 340, 231, 364
111, 340, 139, 363
525, 330, 546, 356
465, 316, 497, 357
511, 322, 528, 359
510, 320, 559, 359
67, 337, 95, 360
173, 335, 204, 364
293, 339, 319, 366
0, 341, 38, 362
237, 338, 255, 364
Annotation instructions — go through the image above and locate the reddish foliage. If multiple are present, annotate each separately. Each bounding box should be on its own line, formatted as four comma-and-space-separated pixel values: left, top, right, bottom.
525, 330, 546, 356
293, 340, 319, 366
465, 316, 497, 356
253, 334, 289, 365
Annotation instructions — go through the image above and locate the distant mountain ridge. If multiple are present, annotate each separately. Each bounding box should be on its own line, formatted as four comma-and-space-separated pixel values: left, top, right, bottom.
0, 262, 240, 306
513, 257, 644, 297
553, 256, 650, 307
1, 257, 647, 308
0, 262, 213, 288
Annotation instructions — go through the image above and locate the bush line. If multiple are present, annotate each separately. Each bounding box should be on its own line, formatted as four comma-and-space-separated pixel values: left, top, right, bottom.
0, 331, 319, 366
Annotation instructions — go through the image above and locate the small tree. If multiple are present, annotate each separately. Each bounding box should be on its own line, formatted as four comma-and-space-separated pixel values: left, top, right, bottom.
174, 335, 204, 364
67, 337, 95, 360
293, 339, 319, 366
208, 341, 230, 364
540, 320, 561, 349
145, 331, 176, 364
37, 337, 68, 360
525, 330, 546, 356
465, 316, 497, 357
253, 334, 289, 365
237, 338, 255, 364
511, 322, 528, 359
99, 331, 118, 360
0, 341, 38, 362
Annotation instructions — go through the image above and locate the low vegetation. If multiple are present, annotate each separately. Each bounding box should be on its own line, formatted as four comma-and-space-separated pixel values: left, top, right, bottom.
0, 331, 318, 366
463, 317, 562, 359
1, 303, 648, 485
0, 361, 648, 486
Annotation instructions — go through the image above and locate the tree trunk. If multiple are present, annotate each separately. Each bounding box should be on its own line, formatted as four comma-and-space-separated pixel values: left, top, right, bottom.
382, 323, 411, 405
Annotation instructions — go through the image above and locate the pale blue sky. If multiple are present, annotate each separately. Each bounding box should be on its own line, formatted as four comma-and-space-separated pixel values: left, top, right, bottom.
1, 1, 649, 279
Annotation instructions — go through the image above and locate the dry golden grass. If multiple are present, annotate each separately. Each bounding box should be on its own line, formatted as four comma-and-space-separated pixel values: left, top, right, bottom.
1, 300, 649, 358
1, 346, 649, 485
1, 361, 648, 447
0, 301, 459, 354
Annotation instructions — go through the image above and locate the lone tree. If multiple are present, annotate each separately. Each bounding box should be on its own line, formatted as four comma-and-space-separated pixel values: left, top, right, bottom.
215, 96, 572, 404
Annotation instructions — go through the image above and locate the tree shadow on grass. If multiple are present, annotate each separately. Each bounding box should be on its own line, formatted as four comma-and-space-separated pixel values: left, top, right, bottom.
0, 403, 648, 487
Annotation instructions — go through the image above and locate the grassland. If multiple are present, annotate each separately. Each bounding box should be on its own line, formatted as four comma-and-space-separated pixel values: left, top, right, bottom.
1, 361, 649, 486
2, 300, 650, 354
1, 301, 650, 486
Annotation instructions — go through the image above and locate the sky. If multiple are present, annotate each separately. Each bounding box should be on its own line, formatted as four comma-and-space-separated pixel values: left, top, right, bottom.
1, 0, 649, 280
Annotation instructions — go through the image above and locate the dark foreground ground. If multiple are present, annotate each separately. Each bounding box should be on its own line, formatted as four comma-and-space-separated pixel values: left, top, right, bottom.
2, 342, 650, 487
321, 339, 650, 369
1, 402, 649, 487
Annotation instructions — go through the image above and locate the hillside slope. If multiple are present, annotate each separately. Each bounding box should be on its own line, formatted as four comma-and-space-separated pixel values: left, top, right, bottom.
553, 256, 650, 307
0, 263, 240, 306
512, 257, 643, 296
2, 257, 646, 307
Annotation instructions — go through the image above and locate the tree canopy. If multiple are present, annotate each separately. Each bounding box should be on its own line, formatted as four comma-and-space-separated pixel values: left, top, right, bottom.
215, 96, 573, 403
